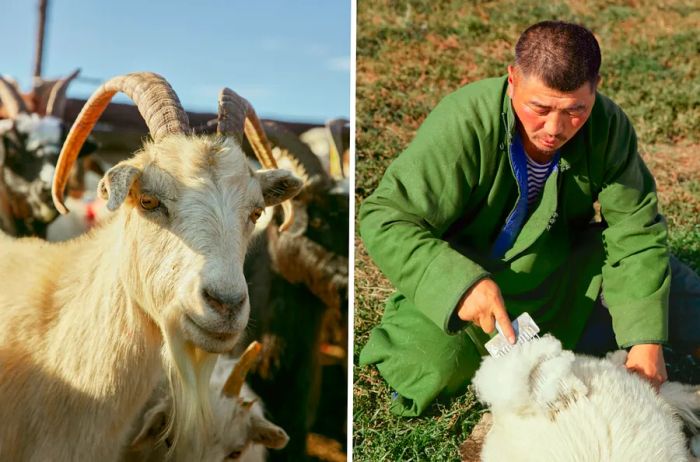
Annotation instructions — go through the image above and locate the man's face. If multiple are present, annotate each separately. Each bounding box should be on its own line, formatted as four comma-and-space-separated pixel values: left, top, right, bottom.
507, 65, 597, 161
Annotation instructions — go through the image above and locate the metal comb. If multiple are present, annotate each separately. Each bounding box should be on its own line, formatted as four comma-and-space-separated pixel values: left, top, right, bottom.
485, 312, 540, 358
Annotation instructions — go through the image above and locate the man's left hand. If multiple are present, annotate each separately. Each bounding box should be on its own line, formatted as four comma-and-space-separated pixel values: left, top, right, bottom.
625, 343, 667, 392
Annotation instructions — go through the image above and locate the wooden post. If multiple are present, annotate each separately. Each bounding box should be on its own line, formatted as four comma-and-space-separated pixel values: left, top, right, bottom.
33, 0, 48, 79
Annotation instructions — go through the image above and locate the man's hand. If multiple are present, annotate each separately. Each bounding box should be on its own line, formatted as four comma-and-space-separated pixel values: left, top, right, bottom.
625, 343, 667, 392
456, 278, 515, 344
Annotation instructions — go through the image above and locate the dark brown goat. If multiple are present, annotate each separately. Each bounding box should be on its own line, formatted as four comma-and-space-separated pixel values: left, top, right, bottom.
240, 120, 349, 461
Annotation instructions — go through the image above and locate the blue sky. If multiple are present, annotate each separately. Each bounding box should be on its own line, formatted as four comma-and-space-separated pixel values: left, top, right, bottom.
3, 1, 351, 123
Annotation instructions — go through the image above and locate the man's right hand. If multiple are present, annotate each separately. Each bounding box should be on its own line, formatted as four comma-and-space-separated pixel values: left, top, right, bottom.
456, 278, 515, 344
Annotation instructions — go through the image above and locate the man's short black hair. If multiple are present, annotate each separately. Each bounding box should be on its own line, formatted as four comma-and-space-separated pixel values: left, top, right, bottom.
515, 21, 601, 92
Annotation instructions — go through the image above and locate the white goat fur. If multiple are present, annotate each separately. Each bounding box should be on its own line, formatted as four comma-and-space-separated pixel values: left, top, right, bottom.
125, 355, 289, 462
473, 335, 700, 462
0, 134, 300, 460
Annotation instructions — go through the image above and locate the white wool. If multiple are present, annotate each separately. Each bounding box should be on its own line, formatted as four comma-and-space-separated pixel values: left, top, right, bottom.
474, 335, 587, 417
38, 162, 55, 183
0, 118, 14, 133
13, 113, 62, 152
473, 335, 696, 462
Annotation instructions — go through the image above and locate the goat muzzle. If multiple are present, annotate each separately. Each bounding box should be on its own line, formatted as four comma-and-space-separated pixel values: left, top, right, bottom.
201, 288, 247, 317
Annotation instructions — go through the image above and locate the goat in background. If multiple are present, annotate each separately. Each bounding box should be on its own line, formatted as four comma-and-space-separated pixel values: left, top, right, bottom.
125, 341, 288, 462
0, 70, 99, 237
241, 120, 349, 460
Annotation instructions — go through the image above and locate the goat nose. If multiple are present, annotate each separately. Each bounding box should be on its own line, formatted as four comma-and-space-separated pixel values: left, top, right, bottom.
202, 288, 247, 314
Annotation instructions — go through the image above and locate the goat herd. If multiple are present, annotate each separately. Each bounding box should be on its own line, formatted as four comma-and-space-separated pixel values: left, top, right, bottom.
0, 71, 348, 461
2, 70, 699, 462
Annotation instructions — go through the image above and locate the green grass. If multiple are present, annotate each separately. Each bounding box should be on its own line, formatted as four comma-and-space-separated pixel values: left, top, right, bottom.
353, 385, 483, 461
355, 1, 700, 460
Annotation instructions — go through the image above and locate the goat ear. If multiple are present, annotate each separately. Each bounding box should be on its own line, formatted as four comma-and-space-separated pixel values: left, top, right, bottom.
256, 169, 303, 206
97, 163, 141, 211
249, 414, 289, 449
130, 398, 170, 449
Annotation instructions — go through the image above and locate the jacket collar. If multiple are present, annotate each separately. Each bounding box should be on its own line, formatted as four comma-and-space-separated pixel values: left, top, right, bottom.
501, 77, 516, 147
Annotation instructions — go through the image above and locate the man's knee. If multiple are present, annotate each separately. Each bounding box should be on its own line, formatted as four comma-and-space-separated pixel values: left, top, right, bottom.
361, 309, 484, 415
669, 255, 700, 353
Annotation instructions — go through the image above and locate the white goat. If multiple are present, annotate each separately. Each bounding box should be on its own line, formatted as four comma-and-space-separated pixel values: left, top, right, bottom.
473, 335, 700, 462
125, 341, 288, 462
0, 72, 302, 461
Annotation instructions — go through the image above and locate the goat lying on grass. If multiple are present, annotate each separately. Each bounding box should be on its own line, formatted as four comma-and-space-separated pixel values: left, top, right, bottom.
0, 72, 301, 461
473, 335, 700, 462
125, 342, 288, 462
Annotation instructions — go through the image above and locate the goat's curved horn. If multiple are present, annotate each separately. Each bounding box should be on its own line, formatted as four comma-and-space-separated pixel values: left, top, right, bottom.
52, 72, 190, 214
265, 121, 327, 182
217, 88, 295, 231
0, 76, 28, 118
326, 118, 348, 179
216, 88, 246, 146
46, 68, 80, 117
222, 341, 262, 398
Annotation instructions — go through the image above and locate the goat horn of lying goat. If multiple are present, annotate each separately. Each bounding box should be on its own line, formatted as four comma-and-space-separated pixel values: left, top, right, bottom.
45, 68, 81, 117
217, 88, 295, 231
52, 72, 190, 214
222, 340, 262, 398
0, 76, 29, 118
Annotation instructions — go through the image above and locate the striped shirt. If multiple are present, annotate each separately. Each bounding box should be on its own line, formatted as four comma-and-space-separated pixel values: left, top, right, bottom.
526, 154, 553, 207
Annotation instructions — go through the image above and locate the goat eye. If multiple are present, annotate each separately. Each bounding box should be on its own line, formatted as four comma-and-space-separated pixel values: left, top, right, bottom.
140, 194, 160, 211
226, 450, 243, 459
249, 208, 263, 224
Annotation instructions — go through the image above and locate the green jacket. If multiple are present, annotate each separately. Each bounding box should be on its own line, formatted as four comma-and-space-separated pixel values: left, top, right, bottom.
359, 76, 670, 415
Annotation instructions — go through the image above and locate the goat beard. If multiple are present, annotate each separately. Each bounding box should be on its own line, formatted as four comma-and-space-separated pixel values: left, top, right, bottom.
161, 316, 218, 460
